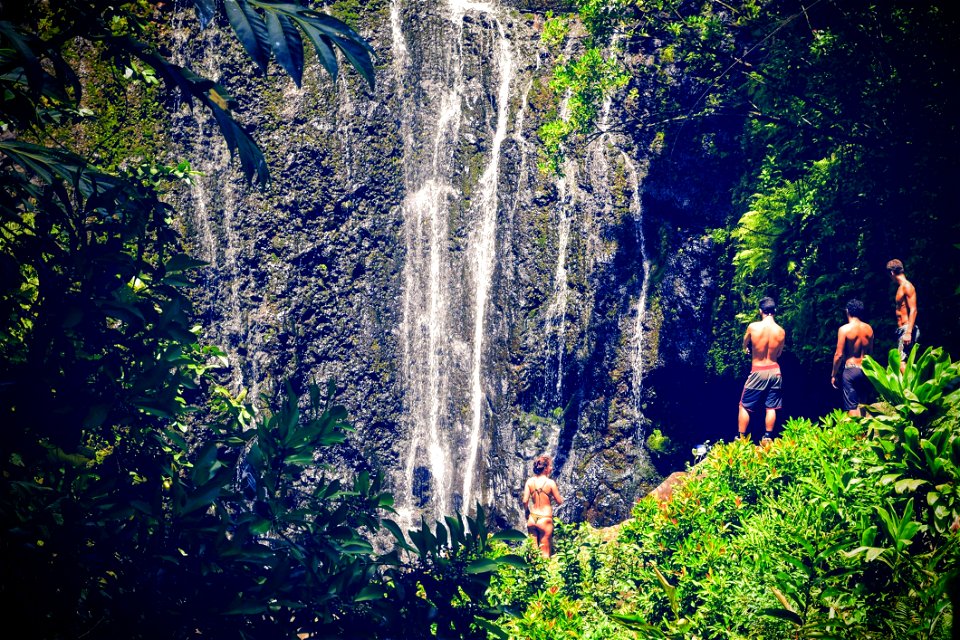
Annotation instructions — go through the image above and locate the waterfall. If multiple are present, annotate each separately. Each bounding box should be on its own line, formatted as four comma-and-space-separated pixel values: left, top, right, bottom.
623, 155, 650, 415
547, 86, 574, 402
461, 7, 513, 515
594, 34, 650, 418
393, 0, 514, 523
394, 0, 458, 517
549, 168, 571, 400
169, 8, 252, 396
170, 0, 665, 527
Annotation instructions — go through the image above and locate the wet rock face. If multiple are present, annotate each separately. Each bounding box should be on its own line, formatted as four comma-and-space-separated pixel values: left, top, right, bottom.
167, 0, 722, 529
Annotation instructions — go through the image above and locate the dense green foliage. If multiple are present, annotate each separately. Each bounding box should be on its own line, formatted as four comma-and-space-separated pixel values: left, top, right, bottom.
542, 0, 960, 380
490, 345, 960, 638
4, 0, 958, 637
0, 2, 523, 637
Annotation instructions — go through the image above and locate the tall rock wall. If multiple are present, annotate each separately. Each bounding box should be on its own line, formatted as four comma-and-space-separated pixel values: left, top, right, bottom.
166, 0, 723, 528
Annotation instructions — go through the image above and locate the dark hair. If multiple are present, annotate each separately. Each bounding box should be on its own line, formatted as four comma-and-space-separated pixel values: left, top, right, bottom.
886, 258, 904, 275
759, 297, 777, 315
846, 298, 865, 319
533, 455, 551, 475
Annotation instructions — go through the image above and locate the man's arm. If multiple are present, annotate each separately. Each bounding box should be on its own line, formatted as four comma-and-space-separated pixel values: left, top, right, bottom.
743, 327, 752, 354
831, 327, 846, 386
905, 283, 918, 337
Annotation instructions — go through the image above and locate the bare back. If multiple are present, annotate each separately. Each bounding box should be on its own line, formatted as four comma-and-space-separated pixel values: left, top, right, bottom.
744, 316, 786, 365
838, 319, 873, 366
523, 476, 562, 517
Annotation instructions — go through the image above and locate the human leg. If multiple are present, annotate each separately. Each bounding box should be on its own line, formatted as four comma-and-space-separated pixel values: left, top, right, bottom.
842, 367, 865, 417
764, 408, 776, 433
739, 371, 764, 439
538, 517, 555, 558
738, 404, 751, 438
527, 515, 544, 552
762, 369, 782, 439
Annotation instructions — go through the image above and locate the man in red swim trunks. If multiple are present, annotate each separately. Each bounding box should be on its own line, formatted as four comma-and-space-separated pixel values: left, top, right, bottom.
738, 297, 786, 442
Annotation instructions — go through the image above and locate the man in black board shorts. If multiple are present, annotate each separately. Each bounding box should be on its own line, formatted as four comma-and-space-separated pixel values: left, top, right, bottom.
831, 299, 874, 417
738, 297, 786, 442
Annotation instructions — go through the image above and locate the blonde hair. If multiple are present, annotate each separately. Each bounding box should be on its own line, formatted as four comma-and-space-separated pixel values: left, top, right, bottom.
533, 455, 551, 475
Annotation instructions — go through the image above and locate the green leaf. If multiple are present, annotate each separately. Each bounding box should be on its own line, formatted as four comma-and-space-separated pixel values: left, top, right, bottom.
250, 517, 272, 535
465, 558, 499, 574
164, 253, 208, 274
292, 11, 375, 88
354, 585, 386, 602
265, 11, 304, 85
879, 473, 902, 486
284, 452, 315, 466
224, 0, 270, 71
339, 541, 374, 555
300, 24, 339, 80
473, 618, 508, 639
179, 482, 222, 516
760, 608, 804, 626
224, 600, 270, 615
209, 103, 269, 185
83, 404, 110, 428
611, 613, 665, 635
495, 554, 527, 569
894, 478, 928, 493
382, 519, 414, 552
491, 529, 528, 543
326, 33, 375, 89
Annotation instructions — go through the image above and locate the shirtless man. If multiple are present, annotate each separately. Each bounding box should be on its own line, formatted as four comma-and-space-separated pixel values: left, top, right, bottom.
521, 455, 563, 558
887, 259, 918, 374
738, 297, 786, 442
831, 299, 874, 417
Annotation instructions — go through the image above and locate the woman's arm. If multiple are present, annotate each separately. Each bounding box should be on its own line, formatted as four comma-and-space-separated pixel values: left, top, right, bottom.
550, 481, 563, 506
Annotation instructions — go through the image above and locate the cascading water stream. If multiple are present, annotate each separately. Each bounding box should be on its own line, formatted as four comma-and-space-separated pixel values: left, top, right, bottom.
393, 0, 458, 520
595, 34, 650, 418
461, 3, 513, 514
169, 5, 249, 394
623, 155, 650, 415
547, 85, 575, 403
393, 0, 513, 522
549, 169, 571, 400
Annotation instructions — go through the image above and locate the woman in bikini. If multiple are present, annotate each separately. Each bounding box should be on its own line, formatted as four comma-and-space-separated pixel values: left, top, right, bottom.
521, 455, 563, 558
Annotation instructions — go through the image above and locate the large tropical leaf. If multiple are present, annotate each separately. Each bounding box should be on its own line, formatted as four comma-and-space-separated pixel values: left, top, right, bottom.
265, 11, 304, 85
209, 103, 269, 185
224, 0, 270, 71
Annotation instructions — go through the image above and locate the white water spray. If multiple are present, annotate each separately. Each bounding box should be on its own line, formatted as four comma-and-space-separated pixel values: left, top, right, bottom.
622, 155, 651, 411
462, 9, 513, 514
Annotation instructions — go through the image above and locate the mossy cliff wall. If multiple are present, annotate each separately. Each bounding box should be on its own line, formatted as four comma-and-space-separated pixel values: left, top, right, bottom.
167, 0, 725, 528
